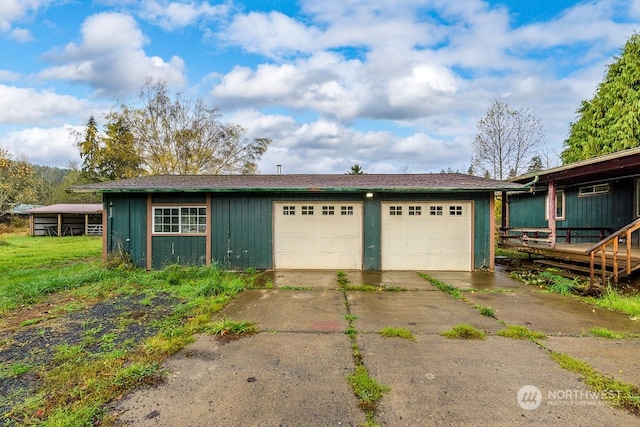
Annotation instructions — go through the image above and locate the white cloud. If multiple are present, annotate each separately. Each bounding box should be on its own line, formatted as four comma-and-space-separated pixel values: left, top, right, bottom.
140, 0, 228, 30
8, 27, 33, 41
0, 70, 20, 82
222, 11, 321, 58
39, 13, 186, 96
0, 85, 93, 125
0, 125, 81, 167
0, 0, 49, 32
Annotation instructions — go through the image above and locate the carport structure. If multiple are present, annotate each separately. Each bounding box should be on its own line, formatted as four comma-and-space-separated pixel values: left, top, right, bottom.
68, 174, 525, 271
26, 204, 103, 237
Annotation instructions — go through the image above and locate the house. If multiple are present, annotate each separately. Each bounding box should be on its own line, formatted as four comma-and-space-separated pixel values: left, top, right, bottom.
68, 174, 525, 271
501, 147, 640, 284
25, 204, 103, 237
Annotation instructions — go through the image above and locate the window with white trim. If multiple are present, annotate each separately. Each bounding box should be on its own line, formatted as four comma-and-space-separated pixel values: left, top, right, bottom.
545, 190, 565, 220
430, 206, 443, 216
301, 205, 314, 215
153, 206, 206, 234
579, 183, 610, 197
283, 205, 295, 215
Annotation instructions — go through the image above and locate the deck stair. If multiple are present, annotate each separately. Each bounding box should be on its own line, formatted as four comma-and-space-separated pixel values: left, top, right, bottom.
586, 218, 640, 286
533, 259, 600, 278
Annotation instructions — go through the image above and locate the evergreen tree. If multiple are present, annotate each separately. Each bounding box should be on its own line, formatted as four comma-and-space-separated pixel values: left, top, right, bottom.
562, 33, 640, 163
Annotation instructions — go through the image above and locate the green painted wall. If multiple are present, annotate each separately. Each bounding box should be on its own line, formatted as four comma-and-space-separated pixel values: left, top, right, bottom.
106, 190, 494, 271
104, 194, 147, 267
508, 178, 636, 243
152, 235, 207, 268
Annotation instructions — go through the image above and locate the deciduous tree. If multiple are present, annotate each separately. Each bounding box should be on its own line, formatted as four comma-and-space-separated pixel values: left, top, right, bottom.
0, 148, 39, 217
562, 33, 640, 163
116, 78, 270, 175
471, 99, 545, 180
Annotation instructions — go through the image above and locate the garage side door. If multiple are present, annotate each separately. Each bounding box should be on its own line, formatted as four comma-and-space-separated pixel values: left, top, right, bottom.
381, 202, 472, 271
274, 202, 363, 269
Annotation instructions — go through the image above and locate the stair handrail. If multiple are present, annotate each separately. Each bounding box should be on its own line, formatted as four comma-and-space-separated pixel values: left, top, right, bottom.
584, 218, 640, 254
585, 217, 640, 285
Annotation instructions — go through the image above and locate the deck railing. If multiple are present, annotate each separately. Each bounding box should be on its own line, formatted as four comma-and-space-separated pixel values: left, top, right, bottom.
585, 218, 640, 285
500, 228, 553, 247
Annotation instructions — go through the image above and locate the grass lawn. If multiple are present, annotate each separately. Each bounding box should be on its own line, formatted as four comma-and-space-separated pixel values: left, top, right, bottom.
0, 233, 260, 427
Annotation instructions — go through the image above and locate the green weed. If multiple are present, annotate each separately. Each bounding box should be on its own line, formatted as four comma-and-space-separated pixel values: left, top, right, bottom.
378, 327, 415, 341
0, 361, 32, 380
347, 365, 391, 412
550, 351, 640, 414
474, 305, 496, 317
280, 285, 314, 290
588, 327, 628, 340
208, 317, 259, 337
587, 286, 640, 318
497, 325, 546, 341
418, 273, 463, 299
440, 323, 486, 340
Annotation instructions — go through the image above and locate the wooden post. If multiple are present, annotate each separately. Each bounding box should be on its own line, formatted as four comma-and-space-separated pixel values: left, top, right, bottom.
57, 213, 62, 237
547, 181, 556, 248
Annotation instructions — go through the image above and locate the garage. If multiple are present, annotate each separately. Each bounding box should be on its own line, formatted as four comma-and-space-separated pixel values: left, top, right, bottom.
273, 201, 363, 269
381, 201, 472, 271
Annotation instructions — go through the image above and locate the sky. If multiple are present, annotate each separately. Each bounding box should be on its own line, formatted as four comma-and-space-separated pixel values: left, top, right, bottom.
1, 0, 639, 175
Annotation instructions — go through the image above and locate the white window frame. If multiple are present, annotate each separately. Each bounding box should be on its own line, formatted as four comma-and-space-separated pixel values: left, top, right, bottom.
153, 206, 207, 235
579, 183, 610, 197
545, 190, 566, 221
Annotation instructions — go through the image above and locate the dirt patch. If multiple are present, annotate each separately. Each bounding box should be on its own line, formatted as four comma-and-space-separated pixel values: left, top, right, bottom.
0, 292, 181, 426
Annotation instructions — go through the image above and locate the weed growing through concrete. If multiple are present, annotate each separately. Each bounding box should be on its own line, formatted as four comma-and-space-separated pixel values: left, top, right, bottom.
208, 317, 259, 337
344, 314, 359, 322
348, 365, 392, 412
418, 273, 463, 299
280, 285, 314, 290
340, 278, 390, 427
474, 305, 496, 317
337, 270, 350, 287
496, 324, 546, 341
549, 351, 640, 415
440, 323, 487, 340
378, 327, 415, 341
588, 327, 633, 339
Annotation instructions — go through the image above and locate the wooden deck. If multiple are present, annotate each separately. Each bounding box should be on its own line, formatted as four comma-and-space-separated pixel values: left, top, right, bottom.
500, 242, 640, 273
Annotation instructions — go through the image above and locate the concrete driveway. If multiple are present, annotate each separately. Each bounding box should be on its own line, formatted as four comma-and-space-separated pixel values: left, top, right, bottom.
113, 269, 640, 426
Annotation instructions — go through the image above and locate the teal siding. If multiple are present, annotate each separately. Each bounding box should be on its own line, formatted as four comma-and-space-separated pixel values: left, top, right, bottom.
107, 190, 496, 271
473, 195, 492, 270
363, 197, 380, 270
152, 236, 206, 268
104, 194, 147, 267
508, 178, 636, 243
211, 196, 272, 270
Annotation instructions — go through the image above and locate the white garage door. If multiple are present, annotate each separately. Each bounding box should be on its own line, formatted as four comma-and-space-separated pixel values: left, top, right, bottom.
381, 201, 472, 271
274, 202, 363, 269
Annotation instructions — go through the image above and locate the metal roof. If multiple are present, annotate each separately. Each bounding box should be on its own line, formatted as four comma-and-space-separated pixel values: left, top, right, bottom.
25, 204, 103, 214
67, 173, 526, 194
